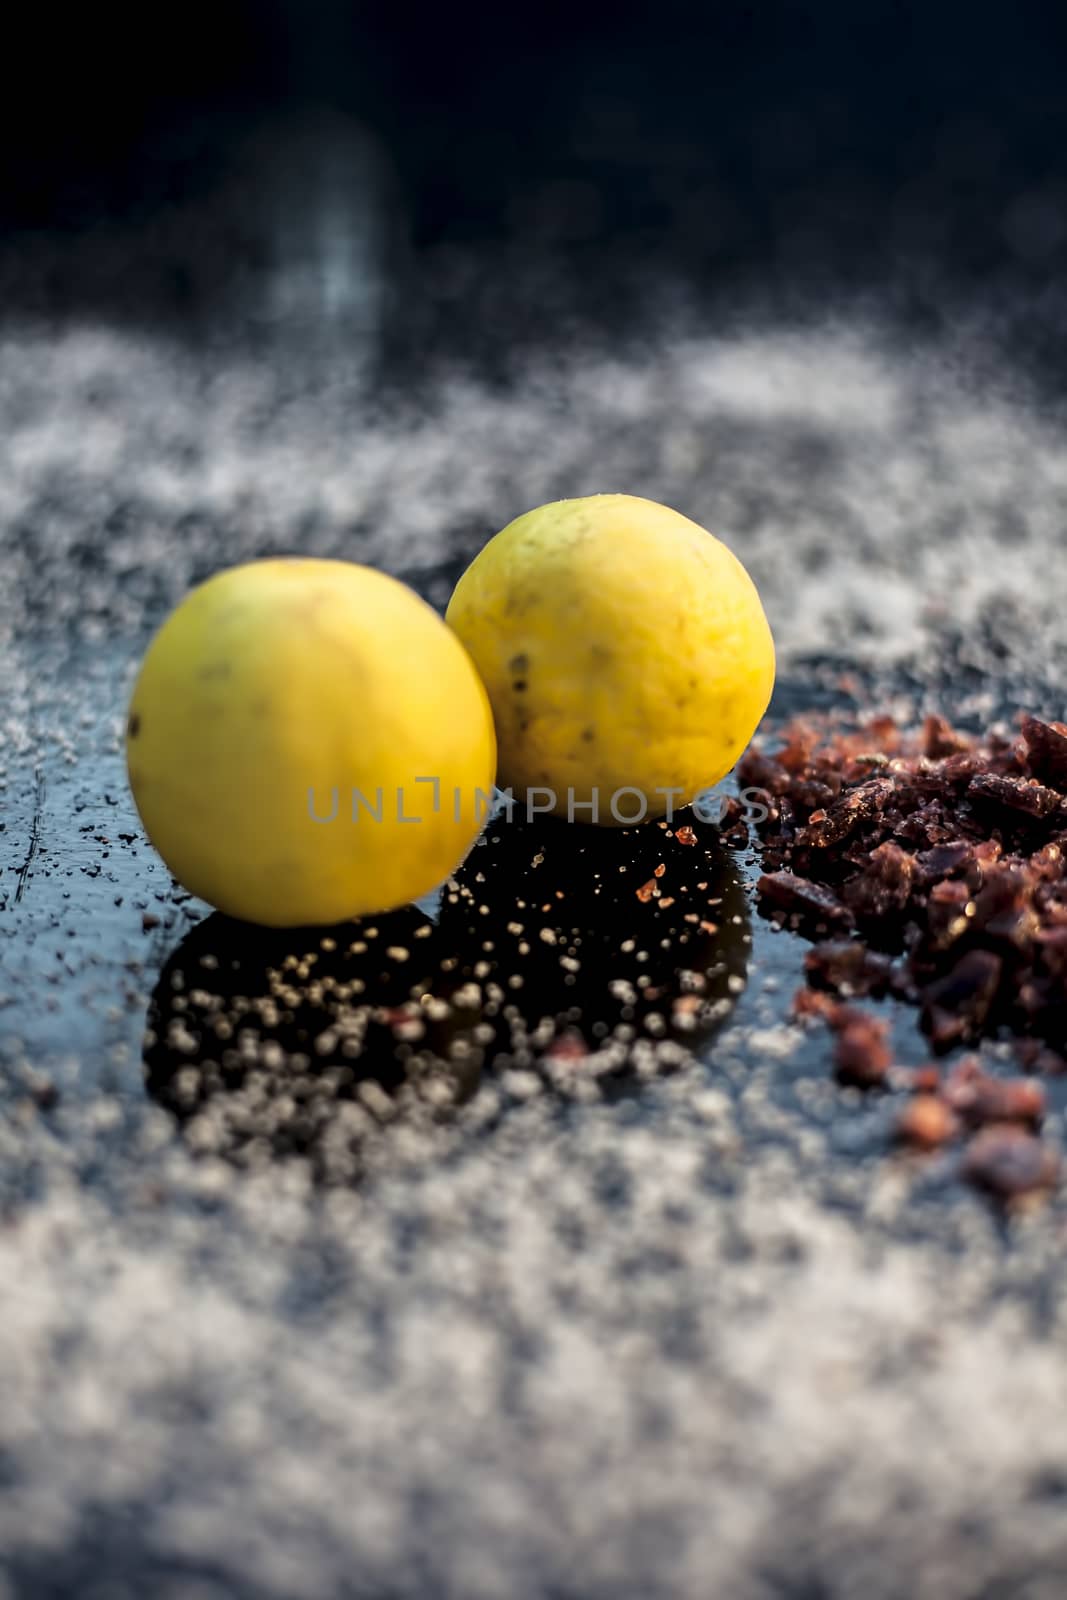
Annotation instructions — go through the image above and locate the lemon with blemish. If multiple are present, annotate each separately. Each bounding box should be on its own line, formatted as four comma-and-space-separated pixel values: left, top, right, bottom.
127, 559, 496, 925
446, 494, 774, 823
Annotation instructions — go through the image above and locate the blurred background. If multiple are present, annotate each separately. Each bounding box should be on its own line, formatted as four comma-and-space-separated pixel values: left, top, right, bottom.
7, 0, 1067, 364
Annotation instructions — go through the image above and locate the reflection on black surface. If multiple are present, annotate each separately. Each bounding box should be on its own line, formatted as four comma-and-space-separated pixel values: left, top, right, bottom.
144, 902, 478, 1179
442, 814, 750, 1082
145, 814, 750, 1177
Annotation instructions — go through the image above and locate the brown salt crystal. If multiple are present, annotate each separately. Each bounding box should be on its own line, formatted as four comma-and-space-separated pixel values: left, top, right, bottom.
832, 1008, 893, 1088
895, 799, 967, 848
843, 841, 917, 919
1016, 1040, 1067, 1076
923, 714, 974, 760
975, 1078, 1046, 1128
675, 825, 698, 846
777, 724, 822, 774
900, 1064, 942, 1094
896, 1094, 959, 1149
864, 715, 902, 753
1017, 976, 1057, 1025
792, 778, 840, 811
925, 879, 974, 954
1021, 715, 1067, 790
716, 796, 749, 839
802, 778, 897, 848
961, 1127, 1060, 1201
757, 871, 854, 931
1035, 924, 1067, 978
942, 1059, 1045, 1129
914, 840, 975, 884
774, 794, 798, 839
967, 771, 1064, 821
1035, 892, 1067, 928
1029, 842, 1065, 882
737, 746, 790, 796
749, 712, 1067, 1072
920, 949, 1002, 1050
940, 751, 984, 784
804, 940, 893, 997
967, 868, 1041, 949
546, 1032, 589, 1061
792, 986, 842, 1021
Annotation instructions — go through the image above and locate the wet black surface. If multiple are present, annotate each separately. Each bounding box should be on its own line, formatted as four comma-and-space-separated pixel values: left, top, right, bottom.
142, 815, 749, 1174
0, 632, 760, 1114
6, 636, 1061, 1201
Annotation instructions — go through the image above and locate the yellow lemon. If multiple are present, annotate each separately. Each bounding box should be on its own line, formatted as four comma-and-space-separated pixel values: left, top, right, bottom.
446, 494, 774, 824
127, 559, 496, 925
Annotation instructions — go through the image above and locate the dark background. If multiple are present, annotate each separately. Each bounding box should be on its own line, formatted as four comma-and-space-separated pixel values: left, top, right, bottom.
5, 0, 1067, 349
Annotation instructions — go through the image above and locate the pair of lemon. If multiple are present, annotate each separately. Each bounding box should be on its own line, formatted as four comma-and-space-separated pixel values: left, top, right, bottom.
127, 494, 775, 926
